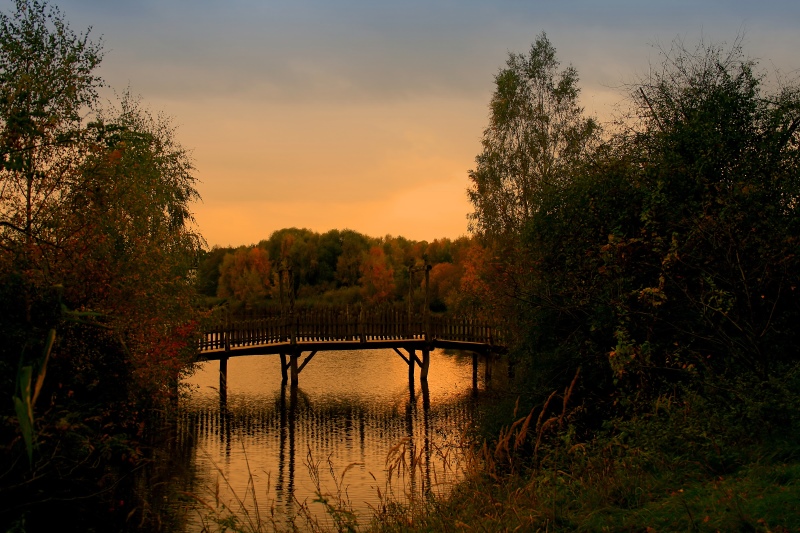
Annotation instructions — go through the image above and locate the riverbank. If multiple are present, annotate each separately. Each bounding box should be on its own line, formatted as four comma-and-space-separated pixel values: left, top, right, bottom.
370, 444, 800, 532
368, 374, 800, 532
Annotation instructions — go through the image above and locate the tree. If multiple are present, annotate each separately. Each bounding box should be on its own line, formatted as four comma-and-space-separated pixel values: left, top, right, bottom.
467, 33, 598, 246
0, 0, 103, 319
616, 37, 800, 381
510, 36, 800, 428
217, 246, 273, 304
196, 246, 231, 297
428, 261, 460, 312
335, 230, 370, 287
0, 2, 203, 523
359, 245, 395, 304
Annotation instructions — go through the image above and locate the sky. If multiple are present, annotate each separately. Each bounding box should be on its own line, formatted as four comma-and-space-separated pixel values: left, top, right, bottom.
7, 1, 799, 247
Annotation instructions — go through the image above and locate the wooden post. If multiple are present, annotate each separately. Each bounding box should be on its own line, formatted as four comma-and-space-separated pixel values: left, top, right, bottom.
421, 377, 430, 410
219, 355, 228, 406
358, 306, 365, 343
224, 311, 231, 351
280, 352, 288, 382
290, 350, 299, 388
424, 264, 431, 341
408, 348, 415, 384
407, 266, 412, 338
279, 260, 286, 317
421, 348, 430, 382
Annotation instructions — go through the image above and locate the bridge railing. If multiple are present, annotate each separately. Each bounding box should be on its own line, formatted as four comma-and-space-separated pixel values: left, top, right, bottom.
198, 308, 503, 352
428, 315, 500, 345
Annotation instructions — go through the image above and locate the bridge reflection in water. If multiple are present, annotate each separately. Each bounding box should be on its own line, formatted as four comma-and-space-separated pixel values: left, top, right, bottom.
175, 348, 487, 529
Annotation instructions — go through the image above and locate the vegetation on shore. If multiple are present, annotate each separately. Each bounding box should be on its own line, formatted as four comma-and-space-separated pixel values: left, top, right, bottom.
0, 1, 202, 530
193, 34, 800, 533
372, 33, 800, 532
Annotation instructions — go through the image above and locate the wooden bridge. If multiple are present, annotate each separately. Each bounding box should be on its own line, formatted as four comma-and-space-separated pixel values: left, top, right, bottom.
198, 307, 506, 393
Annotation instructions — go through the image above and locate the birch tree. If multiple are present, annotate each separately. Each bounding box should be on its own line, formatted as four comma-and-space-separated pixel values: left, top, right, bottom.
467, 33, 598, 247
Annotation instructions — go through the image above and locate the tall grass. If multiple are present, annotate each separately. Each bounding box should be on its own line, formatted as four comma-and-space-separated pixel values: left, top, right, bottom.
369, 368, 800, 532
177, 364, 800, 532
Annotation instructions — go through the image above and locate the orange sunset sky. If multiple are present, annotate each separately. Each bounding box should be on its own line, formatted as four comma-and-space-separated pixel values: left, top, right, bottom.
21, 0, 800, 248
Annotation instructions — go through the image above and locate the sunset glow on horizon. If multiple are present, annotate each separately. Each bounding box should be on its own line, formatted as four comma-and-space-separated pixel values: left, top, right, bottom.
22, 0, 800, 247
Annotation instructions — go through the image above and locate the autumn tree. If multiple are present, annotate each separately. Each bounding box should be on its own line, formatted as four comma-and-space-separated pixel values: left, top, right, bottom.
359, 245, 395, 304
217, 246, 273, 304
428, 261, 460, 312
335, 230, 370, 287
0, 0, 102, 319
0, 2, 202, 524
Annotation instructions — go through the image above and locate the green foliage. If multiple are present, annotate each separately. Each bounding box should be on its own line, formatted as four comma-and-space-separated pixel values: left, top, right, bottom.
468, 34, 800, 429
12, 328, 53, 465
450, 35, 800, 532
0, 0, 202, 527
217, 246, 273, 303
467, 32, 599, 245
197, 246, 233, 296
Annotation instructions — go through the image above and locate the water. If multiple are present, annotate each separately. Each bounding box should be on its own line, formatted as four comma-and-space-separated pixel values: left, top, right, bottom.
171, 348, 494, 530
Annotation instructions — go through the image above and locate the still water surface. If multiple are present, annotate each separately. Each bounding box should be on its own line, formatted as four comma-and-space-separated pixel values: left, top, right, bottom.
173, 348, 492, 530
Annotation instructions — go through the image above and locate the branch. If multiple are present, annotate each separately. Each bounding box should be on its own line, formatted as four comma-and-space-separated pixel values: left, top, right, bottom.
639, 87, 665, 132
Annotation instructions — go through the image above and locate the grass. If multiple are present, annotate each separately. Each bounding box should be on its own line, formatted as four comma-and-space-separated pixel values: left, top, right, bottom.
175, 367, 800, 532
367, 383, 800, 533
179, 436, 800, 532
366, 442, 800, 532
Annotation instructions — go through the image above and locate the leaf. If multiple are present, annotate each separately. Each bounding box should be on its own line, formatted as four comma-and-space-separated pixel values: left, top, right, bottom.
32, 329, 55, 406
13, 365, 34, 465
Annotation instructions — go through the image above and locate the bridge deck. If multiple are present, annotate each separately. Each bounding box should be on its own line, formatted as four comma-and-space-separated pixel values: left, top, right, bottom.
196, 309, 506, 394
197, 337, 502, 361
198, 309, 506, 359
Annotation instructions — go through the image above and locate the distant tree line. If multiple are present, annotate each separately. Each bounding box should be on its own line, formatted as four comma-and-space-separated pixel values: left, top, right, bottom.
197, 228, 488, 314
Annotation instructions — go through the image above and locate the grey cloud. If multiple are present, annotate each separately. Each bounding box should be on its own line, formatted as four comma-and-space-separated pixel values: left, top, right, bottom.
10, 0, 800, 105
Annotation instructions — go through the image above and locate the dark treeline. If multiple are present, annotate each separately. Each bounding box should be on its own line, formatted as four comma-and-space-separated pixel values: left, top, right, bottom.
381, 34, 800, 531
197, 228, 488, 314
470, 33, 800, 439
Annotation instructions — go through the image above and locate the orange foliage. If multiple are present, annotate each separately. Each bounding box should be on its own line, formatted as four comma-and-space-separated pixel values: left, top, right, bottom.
359, 246, 395, 304
217, 247, 273, 303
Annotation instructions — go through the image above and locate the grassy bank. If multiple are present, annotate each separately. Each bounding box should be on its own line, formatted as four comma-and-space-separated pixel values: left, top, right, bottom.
370, 444, 799, 532
368, 374, 800, 532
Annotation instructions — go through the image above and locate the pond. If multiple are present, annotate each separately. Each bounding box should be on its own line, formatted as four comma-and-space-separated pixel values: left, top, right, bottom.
169, 348, 499, 531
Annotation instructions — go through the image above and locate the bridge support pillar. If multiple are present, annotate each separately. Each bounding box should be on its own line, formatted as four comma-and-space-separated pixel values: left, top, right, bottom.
408, 349, 415, 384
280, 352, 288, 382
290, 352, 299, 388
420, 348, 430, 382
220, 356, 228, 406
